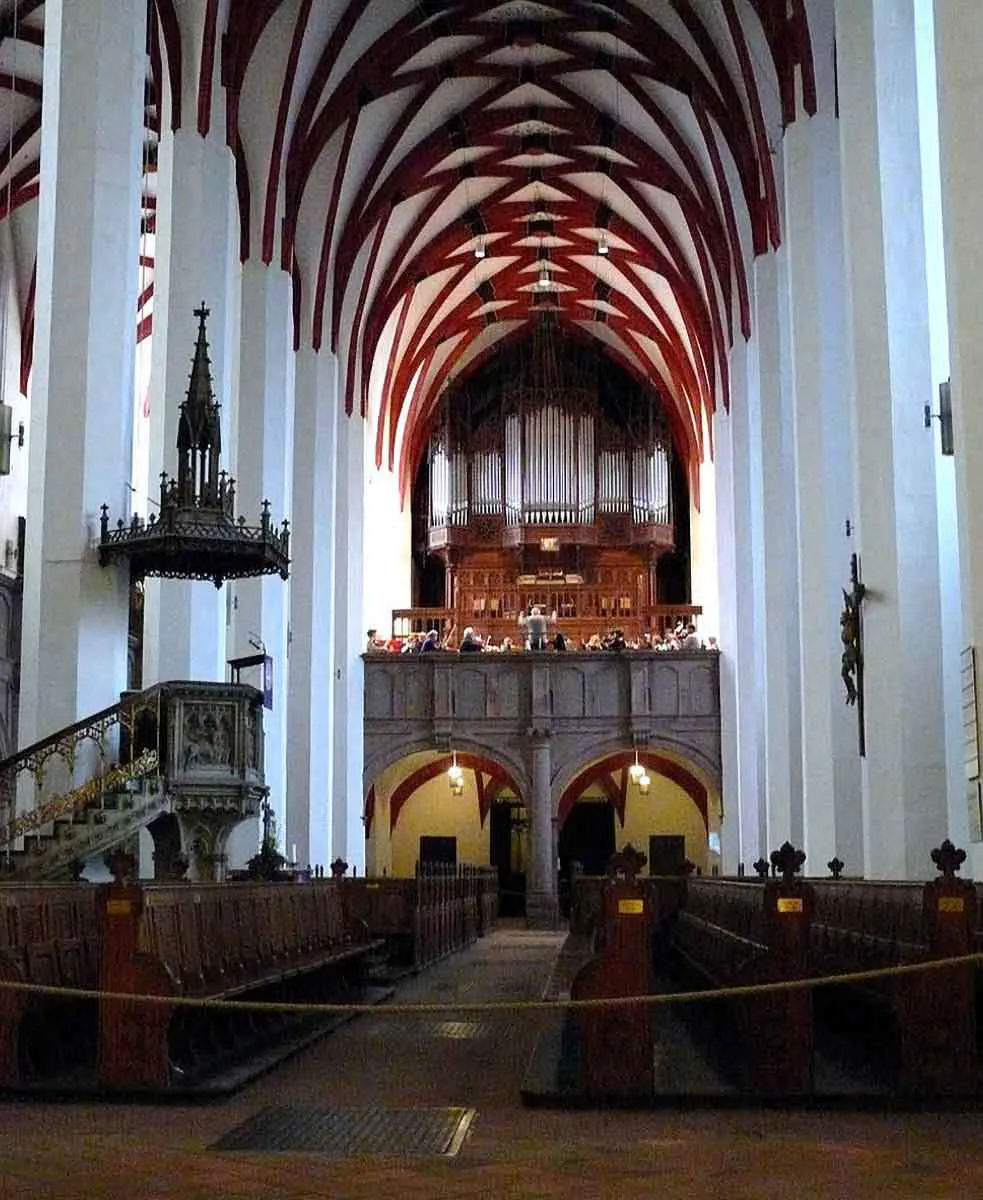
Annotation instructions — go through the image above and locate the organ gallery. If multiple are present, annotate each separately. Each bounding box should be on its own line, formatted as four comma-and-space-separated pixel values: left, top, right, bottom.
420, 315, 687, 644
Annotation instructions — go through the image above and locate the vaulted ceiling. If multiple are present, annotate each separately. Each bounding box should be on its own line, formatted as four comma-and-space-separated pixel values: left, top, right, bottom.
0, 0, 817, 496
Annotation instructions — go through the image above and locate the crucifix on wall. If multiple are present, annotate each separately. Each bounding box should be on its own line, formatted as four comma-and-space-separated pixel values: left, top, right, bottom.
840, 551, 866, 756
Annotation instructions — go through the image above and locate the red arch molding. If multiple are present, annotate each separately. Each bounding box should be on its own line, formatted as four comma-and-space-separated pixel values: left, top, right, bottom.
557, 750, 709, 833
388, 752, 520, 835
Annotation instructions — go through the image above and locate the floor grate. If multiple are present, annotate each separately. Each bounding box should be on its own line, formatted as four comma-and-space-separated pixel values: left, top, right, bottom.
213, 1105, 476, 1157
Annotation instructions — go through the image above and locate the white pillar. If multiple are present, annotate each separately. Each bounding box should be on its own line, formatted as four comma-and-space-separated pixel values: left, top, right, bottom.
729, 336, 767, 867
229, 263, 293, 863
286, 348, 338, 872
837, 0, 948, 877
934, 1, 983, 872
332, 406, 365, 871
917, 0, 966, 856
19, 0, 146, 743
751, 252, 802, 850
784, 17, 864, 875
142, 130, 237, 685
713, 407, 743, 871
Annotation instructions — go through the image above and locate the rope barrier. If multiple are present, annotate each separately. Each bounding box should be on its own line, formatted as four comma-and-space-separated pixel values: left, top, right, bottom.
2, 949, 982, 1017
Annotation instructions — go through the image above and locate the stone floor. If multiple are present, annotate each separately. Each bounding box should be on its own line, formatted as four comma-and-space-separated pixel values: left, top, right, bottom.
3, 926, 983, 1199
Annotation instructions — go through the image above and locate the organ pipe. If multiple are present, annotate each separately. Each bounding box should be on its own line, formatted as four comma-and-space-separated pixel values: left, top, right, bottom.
428, 359, 673, 533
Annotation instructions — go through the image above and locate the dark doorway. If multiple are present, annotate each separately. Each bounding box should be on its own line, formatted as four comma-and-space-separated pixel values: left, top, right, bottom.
649, 834, 686, 875
558, 801, 616, 878
558, 801, 616, 918
489, 799, 527, 917
419, 836, 457, 866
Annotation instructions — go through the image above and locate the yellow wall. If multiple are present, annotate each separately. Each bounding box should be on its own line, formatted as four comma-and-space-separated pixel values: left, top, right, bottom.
619, 774, 712, 873
369, 752, 722, 879
365, 751, 437, 877
571, 769, 721, 875
389, 767, 489, 876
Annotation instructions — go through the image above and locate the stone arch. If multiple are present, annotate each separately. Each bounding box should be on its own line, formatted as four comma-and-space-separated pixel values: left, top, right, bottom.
363, 734, 531, 801
388, 751, 522, 835
556, 751, 710, 834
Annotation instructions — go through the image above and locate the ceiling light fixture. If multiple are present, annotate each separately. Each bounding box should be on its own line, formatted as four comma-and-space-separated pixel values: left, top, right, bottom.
597, 234, 609, 256
474, 240, 486, 260
448, 751, 465, 794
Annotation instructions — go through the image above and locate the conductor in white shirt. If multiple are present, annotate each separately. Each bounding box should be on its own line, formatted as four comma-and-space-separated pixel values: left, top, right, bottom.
519, 605, 555, 651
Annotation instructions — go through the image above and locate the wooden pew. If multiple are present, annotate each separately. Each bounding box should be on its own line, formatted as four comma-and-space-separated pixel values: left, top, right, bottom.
570, 846, 656, 1097
341, 866, 498, 973
808, 841, 978, 1096
670, 845, 814, 1094
97, 875, 382, 1090
0, 884, 101, 1086
678, 840, 979, 1097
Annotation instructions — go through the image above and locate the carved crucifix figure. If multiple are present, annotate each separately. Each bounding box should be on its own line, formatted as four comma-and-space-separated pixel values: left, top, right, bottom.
840, 552, 867, 755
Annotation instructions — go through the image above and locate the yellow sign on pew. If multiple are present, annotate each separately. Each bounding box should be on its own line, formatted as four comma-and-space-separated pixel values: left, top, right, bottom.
938, 896, 965, 913
777, 897, 803, 914
618, 899, 644, 915
105, 899, 132, 916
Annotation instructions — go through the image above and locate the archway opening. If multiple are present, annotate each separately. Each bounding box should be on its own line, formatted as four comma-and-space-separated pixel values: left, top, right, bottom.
557, 749, 719, 888
365, 750, 524, 895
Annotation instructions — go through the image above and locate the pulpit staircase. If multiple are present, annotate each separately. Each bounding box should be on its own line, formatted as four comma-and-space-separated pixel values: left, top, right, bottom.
0, 681, 267, 880
0, 687, 167, 879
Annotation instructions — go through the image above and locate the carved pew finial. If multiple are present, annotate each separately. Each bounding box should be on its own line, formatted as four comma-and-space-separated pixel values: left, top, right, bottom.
827, 856, 845, 881
104, 847, 137, 886
606, 843, 647, 883
770, 841, 806, 884
930, 838, 966, 882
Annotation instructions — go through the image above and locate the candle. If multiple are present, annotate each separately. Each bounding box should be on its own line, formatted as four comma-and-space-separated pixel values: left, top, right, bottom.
291, 843, 297, 863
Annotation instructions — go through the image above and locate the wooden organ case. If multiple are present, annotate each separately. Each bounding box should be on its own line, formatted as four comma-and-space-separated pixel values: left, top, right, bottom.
423, 317, 682, 644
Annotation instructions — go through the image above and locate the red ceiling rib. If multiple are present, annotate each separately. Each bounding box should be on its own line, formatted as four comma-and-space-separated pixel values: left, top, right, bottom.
260, 0, 313, 266
2, 0, 817, 491
196, 0, 219, 137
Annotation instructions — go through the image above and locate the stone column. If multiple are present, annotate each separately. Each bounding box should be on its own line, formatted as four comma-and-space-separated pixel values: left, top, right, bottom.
934, 3, 983, 874
141, 129, 237, 686
286, 346, 338, 870
713, 407, 742, 872
784, 3, 863, 874
19, 0, 147, 743
725, 335, 766, 868
227, 262, 293, 864
526, 730, 557, 927
751, 252, 803, 850
836, 0, 947, 876
332, 406, 365, 871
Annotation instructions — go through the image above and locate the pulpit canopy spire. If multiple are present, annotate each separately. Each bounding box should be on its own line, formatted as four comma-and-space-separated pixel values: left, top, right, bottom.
99, 304, 290, 587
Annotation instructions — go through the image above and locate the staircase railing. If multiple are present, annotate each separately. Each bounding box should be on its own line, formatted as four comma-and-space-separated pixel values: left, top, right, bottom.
0, 684, 165, 858
0, 748, 160, 849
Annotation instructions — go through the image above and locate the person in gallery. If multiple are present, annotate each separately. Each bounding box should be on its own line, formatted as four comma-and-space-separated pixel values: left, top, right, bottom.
459, 626, 483, 652
519, 605, 554, 651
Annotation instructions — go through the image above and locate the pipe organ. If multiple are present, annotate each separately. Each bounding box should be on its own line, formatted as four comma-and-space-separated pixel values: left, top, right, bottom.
429, 405, 671, 533
422, 318, 681, 641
